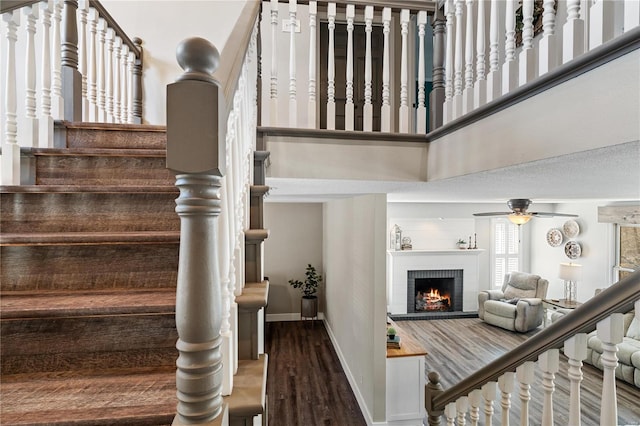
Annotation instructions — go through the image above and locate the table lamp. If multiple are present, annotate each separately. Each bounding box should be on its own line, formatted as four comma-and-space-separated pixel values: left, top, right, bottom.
559, 262, 582, 303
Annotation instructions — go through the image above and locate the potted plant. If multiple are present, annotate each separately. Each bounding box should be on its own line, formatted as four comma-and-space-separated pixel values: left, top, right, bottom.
387, 327, 397, 340
289, 264, 322, 319
457, 238, 468, 249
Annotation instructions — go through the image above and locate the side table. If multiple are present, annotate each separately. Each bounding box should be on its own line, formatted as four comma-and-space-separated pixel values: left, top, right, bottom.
542, 299, 582, 327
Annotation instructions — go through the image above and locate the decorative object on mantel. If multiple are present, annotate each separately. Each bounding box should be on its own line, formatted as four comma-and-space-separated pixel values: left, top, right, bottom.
289, 264, 322, 320
472, 233, 478, 249
546, 228, 563, 247
391, 224, 402, 250
473, 199, 578, 226
401, 236, 412, 251
457, 239, 469, 250
563, 219, 580, 238
559, 262, 582, 302
564, 241, 582, 259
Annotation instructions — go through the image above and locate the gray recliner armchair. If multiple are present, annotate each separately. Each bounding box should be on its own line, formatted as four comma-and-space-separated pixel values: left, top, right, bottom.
478, 272, 549, 332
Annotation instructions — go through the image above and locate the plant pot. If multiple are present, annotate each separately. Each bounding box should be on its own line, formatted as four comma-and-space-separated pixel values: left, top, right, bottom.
301, 295, 318, 318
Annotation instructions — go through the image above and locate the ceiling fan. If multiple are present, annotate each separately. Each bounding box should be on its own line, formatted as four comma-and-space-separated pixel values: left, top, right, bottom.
473, 199, 578, 225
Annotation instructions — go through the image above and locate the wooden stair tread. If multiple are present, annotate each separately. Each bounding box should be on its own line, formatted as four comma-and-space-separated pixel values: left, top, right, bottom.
223, 354, 268, 417
1, 185, 177, 193
236, 281, 269, 310
61, 122, 167, 132
0, 231, 181, 246
26, 147, 167, 157
1, 289, 176, 319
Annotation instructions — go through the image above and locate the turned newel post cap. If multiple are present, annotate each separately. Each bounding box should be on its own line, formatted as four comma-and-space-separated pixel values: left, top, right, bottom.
176, 37, 220, 83
427, 371, 441, 385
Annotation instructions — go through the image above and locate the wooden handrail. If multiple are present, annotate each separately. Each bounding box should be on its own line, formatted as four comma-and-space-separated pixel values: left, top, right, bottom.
89, 0, 141, 59
431, 270, 640, 410
0, 0, 39, 14
269, 0, 437, 12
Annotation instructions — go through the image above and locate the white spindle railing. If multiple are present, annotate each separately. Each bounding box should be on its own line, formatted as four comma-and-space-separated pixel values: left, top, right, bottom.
39, 1, 54, 147
326, 2, 336, 130
416, 10, 427, 134
288, 0, 296, 126
23, 5, 39, 148
462, 0, 474, 114
308, 0, 316, 128
363, 5, 373, 132
381, 6, 391, 132
345, 4, 355, 131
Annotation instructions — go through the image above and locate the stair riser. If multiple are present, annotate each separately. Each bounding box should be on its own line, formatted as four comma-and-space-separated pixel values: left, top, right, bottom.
66, 129, 166, 150
35, 156, 174, 186
1, 193, 179, 233
1, 244, 178, 292
1, 314, 177, 375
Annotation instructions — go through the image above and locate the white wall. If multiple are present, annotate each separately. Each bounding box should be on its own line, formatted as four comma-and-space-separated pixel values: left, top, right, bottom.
323, 194, 387, 424
263, 202, 323, 319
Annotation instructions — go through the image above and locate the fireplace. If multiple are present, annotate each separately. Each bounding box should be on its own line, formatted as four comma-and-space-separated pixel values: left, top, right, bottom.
407, 269, 463, 314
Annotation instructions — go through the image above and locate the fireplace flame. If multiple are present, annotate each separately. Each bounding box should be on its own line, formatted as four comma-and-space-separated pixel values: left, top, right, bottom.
416, 288, 451, 312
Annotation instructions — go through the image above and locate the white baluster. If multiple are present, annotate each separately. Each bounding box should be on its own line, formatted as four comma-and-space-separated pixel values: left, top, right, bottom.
482, 381, 497, 425
126, 50, 134, 123
51, 1, 64, 120
105, 28, 114, 122
288, 0, 297, 127
473, 0, 486, 109
486, 0, 501, 102
416, 11, 427, 134
219, 164, 234, 396
564, 333, 588, 426
87, 7, 98, 121
462, 0, 474, 114
443, 0, 455, 123
444, 402, 456, 426
97, 18, 106, 122
538, 0, 558, 76
456, 396, 468, 426
498, 371, 515, 426
22, 6, 39, 148
269, 0, 278, 126
502, 0, 518, 94
589, 0, 615, 49
363, 5, 374, 132
624, 0, 640, 32
308, 1, 317, 128
453, 0, 464, 119
326, 2, 336, 130
39, 1, 54, 148
539, 349, 559, 426
519, 0, 536, 86
381, 7, 391, 132
469, 389, 481, 426
2, 10, 21, 185
113, 37, 121, 123
399, 9, 410, 133
345, 4, 355, 131
516, 361, 534, 426
597, 313, 624, 425
562, 0, 585, 63
120, 44, 129, 123
78, 0, 89, 121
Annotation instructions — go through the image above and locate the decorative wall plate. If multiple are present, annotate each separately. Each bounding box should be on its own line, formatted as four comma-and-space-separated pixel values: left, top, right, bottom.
546, 228, 563, 247
564, 241, 582, 259
563, 219, 580, 238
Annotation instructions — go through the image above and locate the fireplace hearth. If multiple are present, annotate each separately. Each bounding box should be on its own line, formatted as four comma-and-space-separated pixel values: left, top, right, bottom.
407, 269, 463, 314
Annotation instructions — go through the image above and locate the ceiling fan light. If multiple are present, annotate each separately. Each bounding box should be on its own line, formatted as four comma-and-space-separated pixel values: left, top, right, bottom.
508, 213, 532, 225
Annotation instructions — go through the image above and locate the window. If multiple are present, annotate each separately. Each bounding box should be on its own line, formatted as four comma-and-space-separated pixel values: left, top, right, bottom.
491, 218, 521, 287
615, 224, 640, 281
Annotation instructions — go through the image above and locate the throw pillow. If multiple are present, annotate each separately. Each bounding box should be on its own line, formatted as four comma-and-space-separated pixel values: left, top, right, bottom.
626, 318, 640, 340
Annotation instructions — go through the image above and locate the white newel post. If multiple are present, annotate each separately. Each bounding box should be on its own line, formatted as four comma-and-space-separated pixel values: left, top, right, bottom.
468, 389, 481, 426
88, 7, 98, 121
456, 396, 469, 426
562, 0, 585, 64
269, 0, 278, 126
381, 7, 391, 132
345, 4, 355, 131
167, 37, 228, 425
498, 372, 515, 426
416, 10, 427, 134
39, 1, 54, 148
308, 1, 317, 129
105, 29, 114, 122
486, 0, 501, 102
462, 0, 474, 115
597, 313, 624, 425
364, 5, 374, 132
519, 0, 536, 86
539, 349, 559, 426
2, 10, 21, 185
113, 37, 121, 123
288, 0, 297, 127
564, 333, 588, 426
97, 18, 107, 122
443, 0, 454, 124
473, 0, 486, 109
79, 0, 89, 121
452, 0, 464, 120
326, 2, 336, 130
502, 0, 518, 94
538, 0, 558, 76
399, 9, 410, 133
51, 1, 64, 120
482, 381, 497, 425
589, 0, 615, 49
624, 0, 640, 32
22, 5, 39, 148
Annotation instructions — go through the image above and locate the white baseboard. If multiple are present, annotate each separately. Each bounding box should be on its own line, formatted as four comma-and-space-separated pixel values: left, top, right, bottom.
265, 312, 325, 322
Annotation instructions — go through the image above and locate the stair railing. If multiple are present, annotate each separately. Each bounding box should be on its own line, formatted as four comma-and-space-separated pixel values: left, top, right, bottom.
166, 0, 260, 422
1, 0, 143, 185
425, 270, 640, 426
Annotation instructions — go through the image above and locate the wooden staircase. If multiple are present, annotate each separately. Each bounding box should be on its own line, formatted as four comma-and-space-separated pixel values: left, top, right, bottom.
0, 123, 269, 425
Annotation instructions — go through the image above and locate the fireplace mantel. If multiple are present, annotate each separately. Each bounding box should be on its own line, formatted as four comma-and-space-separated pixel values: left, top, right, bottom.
387, 249, 485, 314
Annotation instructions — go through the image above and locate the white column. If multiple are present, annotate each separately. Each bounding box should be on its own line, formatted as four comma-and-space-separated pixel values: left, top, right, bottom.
288, 0, 297, 127
363, 5, 374, 132
468, 389, 482, 426
597, 313, 624, 425
564, 333, 588, 426
87, 7, 98, 121
589, 0, 615, 49
416, 11, 427, 134
2, 10, 21, 185
399, 9, 410, 133
498, 372, 515, 426
456, 396, 468, 426
563, 0, 585, 63
502, 0, 518, 94
516, 361, 534, 426
22, 5, 39, 148
105, 28, 114, 122
473, 0, 486, 109
345, 4, 355, 131
462, 0, 474, 114
482, 381, 497, 425
326, 2, 336, 130
381, 7, 391, 132
486, 0, 501, 102
624, 0, 640, 32
269, 0, 278, 126
443, 0, 455, 123
538, 0, 558, 76
120, 44, 129, 123
97, 18, 107, 122
453, 0, 464, 119
39, 1, 54, 148
519, 0, 537, 86
444, 402, 456, 426
539, 349, 559, 426
308, 1, 317, 129
79, 0, 89, 121
113, 37, 121, 123
51, 1, 64, 120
